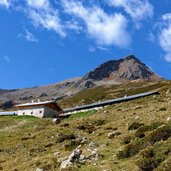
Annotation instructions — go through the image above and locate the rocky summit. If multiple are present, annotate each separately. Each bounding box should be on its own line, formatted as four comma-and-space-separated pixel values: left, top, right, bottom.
83, 55, 161, 82
0, 55, 162, 110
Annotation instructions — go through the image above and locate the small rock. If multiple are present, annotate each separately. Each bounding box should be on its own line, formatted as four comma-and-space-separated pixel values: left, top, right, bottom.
88, 141, 97, 150
36, 168, 44, 171
134, 116, 140, 120
167, 116, 171, 121
134, 106, 143, 110
157, 124, 165, 129
166, 89, 170, 96
79, 154, 85, 160
60, 146, 83, 169
68, 148, 82, 163
60, 159, 72, 170
80, 137, 87, 144
54, 151, 60, 156
104, 110, 108, 114
108, 132, 121, 139
87, 149, 99, 161
58, 157, 68, 163
53, 118, 60, 124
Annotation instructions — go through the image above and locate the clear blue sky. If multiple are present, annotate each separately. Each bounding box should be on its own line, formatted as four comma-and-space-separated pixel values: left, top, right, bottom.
0, 0, 171, 89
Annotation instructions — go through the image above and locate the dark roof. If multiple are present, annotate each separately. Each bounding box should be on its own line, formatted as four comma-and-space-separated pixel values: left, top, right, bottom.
63, 91, 158, 113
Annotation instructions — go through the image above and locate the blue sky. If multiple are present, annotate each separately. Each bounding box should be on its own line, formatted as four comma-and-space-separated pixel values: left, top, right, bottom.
0, 0, 171, 89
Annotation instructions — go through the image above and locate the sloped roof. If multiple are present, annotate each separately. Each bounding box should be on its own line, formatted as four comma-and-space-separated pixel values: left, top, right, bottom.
63, 91, 158, 114
16, 100, 63, 111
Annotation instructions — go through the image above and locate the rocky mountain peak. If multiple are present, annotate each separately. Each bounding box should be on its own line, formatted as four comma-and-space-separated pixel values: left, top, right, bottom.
83, 55, 161, 82
123, 54, 138, 61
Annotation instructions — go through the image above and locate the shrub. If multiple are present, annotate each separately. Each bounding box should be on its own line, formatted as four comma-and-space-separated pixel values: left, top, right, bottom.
155, 158, 171, 171
137, 158, 162, 171
64, 140, 80, 150
137, 133, 146, 138
147, 125, 171, 145
136, 145, 168, 171
140, 147, 154, 158
135, 122, 164, 138
56, 133, 76, 143
61, 123, 69, 127
117, 140, 148, 159
76, 122, 96, 133
121, 136, 135, 145
92, 119, 105, 126
128, 122, 145, 131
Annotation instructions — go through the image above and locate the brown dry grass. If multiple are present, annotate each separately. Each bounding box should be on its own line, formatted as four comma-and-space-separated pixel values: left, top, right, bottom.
0, 80, 171, 171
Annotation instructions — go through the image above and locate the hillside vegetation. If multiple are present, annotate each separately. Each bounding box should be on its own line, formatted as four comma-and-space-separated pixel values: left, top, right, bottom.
0, 80, 171, 171
59, 80, 168, 108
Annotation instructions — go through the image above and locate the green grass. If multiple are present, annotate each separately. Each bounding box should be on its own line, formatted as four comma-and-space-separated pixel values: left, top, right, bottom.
59, 80, 171, 108
0, 115, 39, 130
0, 132, 5, 141
68, 110, 97, 119
117, 121, 171, 170
1, 80, 171, 170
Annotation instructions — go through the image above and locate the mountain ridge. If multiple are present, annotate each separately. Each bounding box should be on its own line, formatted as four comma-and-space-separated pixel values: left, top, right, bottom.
0, 55, 162, 110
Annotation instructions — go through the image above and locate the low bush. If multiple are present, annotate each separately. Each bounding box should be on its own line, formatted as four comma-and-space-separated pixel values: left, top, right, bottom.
117, 139, 149, 159
155, 158, 171, 171
64, 140, 81, 150
56, 133, 76, 143
136, 145, 169, 171
76, 125, 95, 133
147, 125, 171, 145
140, 147, 154, 158
92, 119, 105, 126
118, 122, 171, 160
121, 135, 135, 145
76, 122, 96, 133
128, 122, 145, 131
61, 123, 69, 127
135, 122, 164, 138
137, 157, 162, 171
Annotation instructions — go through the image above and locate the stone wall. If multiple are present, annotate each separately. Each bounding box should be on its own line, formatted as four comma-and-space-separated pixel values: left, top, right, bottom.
18, 106, 44, 118
44, 106, 59, 118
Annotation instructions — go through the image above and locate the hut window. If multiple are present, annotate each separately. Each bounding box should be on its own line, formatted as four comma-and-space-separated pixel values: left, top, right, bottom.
39, 111, 42, 113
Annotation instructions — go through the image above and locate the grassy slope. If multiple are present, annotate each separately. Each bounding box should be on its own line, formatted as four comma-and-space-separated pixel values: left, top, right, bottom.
59, 80, 169, 108
0, 80, 171, 171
